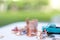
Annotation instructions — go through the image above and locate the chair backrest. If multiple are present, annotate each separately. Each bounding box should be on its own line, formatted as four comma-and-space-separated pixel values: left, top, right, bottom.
27, 19, 38, 30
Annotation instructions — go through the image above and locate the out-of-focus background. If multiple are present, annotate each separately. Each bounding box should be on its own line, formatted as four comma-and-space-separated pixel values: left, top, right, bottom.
0, 0, 60, 26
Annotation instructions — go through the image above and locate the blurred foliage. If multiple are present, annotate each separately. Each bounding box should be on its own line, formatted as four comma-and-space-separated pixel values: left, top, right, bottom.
0, 10, 60, 26
0, 0, 60, 26
0, 0, 48, 11
7, 0, 48, 10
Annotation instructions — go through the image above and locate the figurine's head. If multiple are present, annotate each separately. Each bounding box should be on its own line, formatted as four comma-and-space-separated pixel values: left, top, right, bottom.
43, 29, 46, 32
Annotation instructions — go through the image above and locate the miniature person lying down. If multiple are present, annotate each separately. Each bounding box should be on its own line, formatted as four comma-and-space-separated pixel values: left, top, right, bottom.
11, 26, 27, 36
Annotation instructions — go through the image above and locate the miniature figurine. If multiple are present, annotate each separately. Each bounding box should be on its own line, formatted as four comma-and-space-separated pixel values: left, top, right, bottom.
15, 27, 27, 36
39, 29, 48, 40
42, 29, 48, 38
12, 27, 19, 34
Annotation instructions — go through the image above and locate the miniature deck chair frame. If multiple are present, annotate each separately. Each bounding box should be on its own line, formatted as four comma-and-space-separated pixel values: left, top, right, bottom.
26, 19, 38, 37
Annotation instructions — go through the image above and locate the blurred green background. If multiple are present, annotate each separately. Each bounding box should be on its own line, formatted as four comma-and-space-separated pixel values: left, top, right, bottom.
0, 0, 60, 26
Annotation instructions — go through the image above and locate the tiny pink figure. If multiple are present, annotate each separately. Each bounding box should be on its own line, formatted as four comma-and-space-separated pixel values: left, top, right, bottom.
39, 29, 48, 40
12, 26, 27, 36
12, 27, 19, 34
